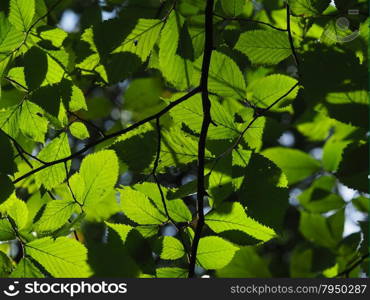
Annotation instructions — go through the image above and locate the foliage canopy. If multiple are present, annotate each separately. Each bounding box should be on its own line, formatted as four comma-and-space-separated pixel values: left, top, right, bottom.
0, 0, 368, 278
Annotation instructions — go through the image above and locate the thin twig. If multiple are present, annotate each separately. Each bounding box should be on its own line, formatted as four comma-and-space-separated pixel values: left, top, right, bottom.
63, 161, 83, 208
188, 0, 214, 278
286, 4, 300, 68
12, 87, 201, 184
27, 0, 64, 34
14, 143, 33, 169
152, 117, 174, 224
208, 82, 299, 174
68, 110, 106, 137
336, 253, 369, 278
4, 76, 29, 91
3, 130, 47, 165
152, 117, 191, 262
7, 216, 26, 258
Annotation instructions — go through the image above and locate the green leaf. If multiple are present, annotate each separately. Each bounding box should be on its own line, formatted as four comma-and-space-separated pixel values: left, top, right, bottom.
10, 258, 44, 278
9, 0, 35, 31
216, 247, 271, 277
221, 0, 245, 17
134, 182, 192, 223
323, 90, 368, 129
352, 196, 369, 213
0, 13, 24, 54
69, 122, 90, 140
0, 194, 29, 230
84, 222, 139, 277
119, 187, 166, 225
169, 93, 241, 140
112, 18, 163, 61
105, 222, 133, 242
156, 236, 185, 260
30, 85, 61, 118
38, 27, 68, 48
112, 123, 156, 174
238, 153, 289, 231
106, 223, 156, 275
60, 79, 87, 112
193, 51, 246, 98
160, 128, 213, 170
35, 132, 71, 190
0, 251, 12, 277
124, 77, 163, 120
0, 174, 14, 205
19, 101, 48, 143
6, 67, 27, 90
205, 202, 277, 242
26, 237, 92, 277
34, 199, 77, 232
337, 143, 368, 193
288, 0, 331, 17
299, 211, 342, 248
262, 147, 321, 184
156, 267, 188, 278
0, 219, 15, 241
298, 176, 345, 213
235, 30, 291, 65
207, 153, 232, 205
247, 74, 299, 111
197, 236, 238, 270
159, 11, 193, 90
79, 150, 119, 207
322, 137, 351, 172
24, 46, 48, 90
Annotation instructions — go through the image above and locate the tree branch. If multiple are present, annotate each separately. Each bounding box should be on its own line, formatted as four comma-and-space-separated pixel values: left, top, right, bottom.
286, 4, 300, 68
336, 253, 369, 278
3, 130, 47, 166
4, 76, 29, 91
12, 87, 201, 184
188, 0, 214, 278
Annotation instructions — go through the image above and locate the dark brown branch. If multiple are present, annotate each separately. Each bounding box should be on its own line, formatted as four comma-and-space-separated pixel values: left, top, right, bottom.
286, 4, 300, 68
336, 253, 369, 277
214, 13, 287, 32
3, 130, 47, 166
12, 87, 201, 184
188, 0, 214, 278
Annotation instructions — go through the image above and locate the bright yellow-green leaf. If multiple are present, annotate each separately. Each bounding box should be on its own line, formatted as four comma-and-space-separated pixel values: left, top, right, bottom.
26, 237, 92, 277
197, 236, 238, 270
70, 121, 90, 140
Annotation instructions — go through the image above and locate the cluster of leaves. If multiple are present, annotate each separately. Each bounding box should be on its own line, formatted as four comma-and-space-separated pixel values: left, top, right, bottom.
0, 0, 368, 278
